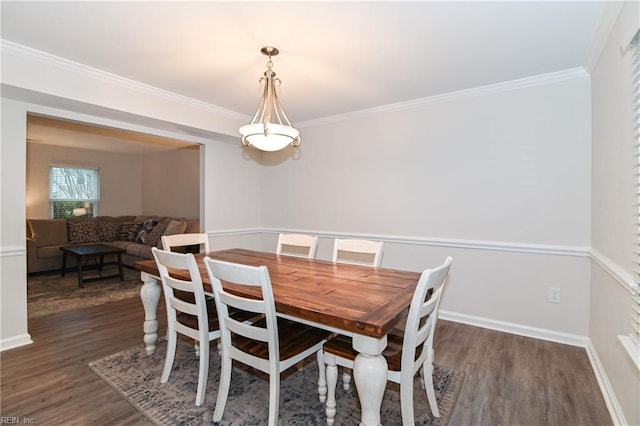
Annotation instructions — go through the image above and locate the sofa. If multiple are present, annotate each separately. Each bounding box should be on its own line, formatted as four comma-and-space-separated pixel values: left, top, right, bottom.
26, 215, 200, 274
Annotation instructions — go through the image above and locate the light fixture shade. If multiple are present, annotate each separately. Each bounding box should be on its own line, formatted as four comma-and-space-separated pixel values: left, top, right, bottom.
239, 123, 300, 152
240, 46, 301, 152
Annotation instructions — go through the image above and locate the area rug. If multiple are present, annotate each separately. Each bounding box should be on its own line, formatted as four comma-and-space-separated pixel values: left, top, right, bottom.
89, 339, 464, 425
27, 266, 142, 318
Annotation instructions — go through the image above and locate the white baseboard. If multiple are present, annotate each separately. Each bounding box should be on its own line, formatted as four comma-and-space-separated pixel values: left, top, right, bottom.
0, 333, 33, 351
438, 309, 588, 347
586, 339, 628, 426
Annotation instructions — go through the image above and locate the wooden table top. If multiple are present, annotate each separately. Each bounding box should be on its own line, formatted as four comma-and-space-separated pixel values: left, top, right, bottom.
135, 248, 421, 338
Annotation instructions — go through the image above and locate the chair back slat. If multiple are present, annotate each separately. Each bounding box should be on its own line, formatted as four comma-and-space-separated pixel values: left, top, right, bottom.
276, 233, 319, 259
332, 238, 384, 267
169, 297, 200, 317
229, 346, 271, 372
219, 291, 266, 315
165, 275, 198, 293
225, 316, 270, 342
162, 233, 210, 253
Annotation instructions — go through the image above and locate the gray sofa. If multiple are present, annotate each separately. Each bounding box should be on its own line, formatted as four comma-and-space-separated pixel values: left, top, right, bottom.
26, 215, 200, 274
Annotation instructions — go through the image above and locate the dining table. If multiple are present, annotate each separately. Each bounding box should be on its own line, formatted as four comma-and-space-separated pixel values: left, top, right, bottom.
135, 248, 422, 426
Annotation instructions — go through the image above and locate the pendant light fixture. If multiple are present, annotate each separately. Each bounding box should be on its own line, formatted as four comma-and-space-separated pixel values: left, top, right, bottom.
239, 46, 301, 151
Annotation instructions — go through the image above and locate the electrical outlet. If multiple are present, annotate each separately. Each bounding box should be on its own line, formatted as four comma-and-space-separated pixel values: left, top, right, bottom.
548, 287, 561, 303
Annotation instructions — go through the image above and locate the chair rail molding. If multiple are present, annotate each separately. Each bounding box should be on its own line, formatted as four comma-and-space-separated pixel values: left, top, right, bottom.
0, 246, 25, 257
589, 248, 636, 294
261, 228, 590, 257
208, 228, 262, 237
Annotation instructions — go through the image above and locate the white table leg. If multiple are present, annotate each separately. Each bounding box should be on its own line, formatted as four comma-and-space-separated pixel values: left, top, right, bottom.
352, 335, 388, 426
140, 272, 161, 355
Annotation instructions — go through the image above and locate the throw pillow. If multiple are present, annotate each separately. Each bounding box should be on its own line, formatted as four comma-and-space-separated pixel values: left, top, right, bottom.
135, 220, 159, 244
164, 219, 187, 236
67, 219, 99, 244
96, 220, 120, 242
144, 222, 167, 247
117, 221, 138, 241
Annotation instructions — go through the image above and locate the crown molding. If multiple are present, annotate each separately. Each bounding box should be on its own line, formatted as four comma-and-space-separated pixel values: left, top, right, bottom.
297, 67, 589, 128
0, 39, 249, 122
1, 39, 590, 132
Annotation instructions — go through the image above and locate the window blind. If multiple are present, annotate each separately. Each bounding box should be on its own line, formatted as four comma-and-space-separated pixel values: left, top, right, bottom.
627, 29, 640, 366
48, 165, 99, 218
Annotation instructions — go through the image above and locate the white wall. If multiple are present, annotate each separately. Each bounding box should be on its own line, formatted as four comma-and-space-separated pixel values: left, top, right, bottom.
203, 139, 263, 240
265, 79, 591, 246
26, 143, 144, 218
141, 146, 200, 219
261, 76, 593, 340
590, 1, 640, 424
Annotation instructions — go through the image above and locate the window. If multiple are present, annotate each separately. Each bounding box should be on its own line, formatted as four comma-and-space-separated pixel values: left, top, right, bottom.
48, 166, 99, 219
623, 29, 640, 369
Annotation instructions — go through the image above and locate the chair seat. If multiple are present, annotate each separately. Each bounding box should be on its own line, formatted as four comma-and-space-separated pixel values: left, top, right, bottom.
323, 329, 422, 372
234, 317, 329, 361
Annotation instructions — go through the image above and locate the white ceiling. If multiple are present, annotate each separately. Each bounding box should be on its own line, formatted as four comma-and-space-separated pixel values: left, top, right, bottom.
1, 1, 607, 152
26, 114, 199, 155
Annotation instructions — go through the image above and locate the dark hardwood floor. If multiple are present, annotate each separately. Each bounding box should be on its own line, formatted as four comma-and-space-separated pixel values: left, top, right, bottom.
1, 296, 611, 425
435, 321, 611, 426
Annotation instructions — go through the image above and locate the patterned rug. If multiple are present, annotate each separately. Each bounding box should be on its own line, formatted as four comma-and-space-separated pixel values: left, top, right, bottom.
27, 266, 142, 318
89, 339, 464, 425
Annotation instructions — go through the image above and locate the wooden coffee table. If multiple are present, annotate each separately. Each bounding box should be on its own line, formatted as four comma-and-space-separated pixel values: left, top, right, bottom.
60, 244, 125, 288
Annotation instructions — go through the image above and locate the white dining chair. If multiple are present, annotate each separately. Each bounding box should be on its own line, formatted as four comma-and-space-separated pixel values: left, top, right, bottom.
330, 237, 384, 391
203, 256, 330, 424
332, 238, 383, 267
161, 232, 213, 357
161, 232, 210, 253
151, 247, 219, 406
322, 256, 452, 425
276, 233, 319, 259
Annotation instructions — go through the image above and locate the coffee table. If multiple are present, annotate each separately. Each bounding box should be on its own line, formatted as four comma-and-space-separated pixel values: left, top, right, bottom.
60, 244, 125, 288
